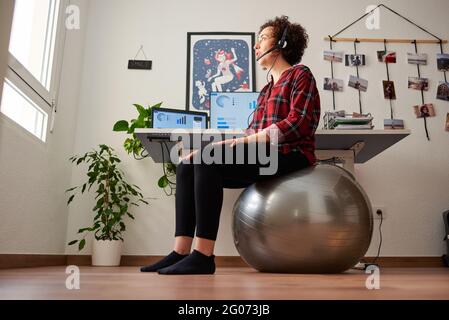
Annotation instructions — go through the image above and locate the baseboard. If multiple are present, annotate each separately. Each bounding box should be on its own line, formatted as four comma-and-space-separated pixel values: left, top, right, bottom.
0, 254, 446, 269
361, 256, 446, 268
0, 254, 67, 269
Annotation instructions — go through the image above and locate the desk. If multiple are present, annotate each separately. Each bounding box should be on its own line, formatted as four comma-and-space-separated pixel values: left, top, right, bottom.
135, 129, 411, 174
315, 129, 411, 174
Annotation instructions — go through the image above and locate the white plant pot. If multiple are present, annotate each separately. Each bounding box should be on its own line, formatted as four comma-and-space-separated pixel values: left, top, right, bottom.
92, 239, 123, 266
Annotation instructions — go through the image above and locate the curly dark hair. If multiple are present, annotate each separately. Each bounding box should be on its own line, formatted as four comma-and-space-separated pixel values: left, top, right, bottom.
259, 15, 309, 65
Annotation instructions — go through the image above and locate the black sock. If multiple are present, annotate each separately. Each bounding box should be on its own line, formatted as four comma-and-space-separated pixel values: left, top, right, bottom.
140, 251, 188, 272
157, 250, 215, 275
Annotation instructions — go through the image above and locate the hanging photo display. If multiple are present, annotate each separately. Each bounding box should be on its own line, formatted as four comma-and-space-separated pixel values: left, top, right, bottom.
413, 103, 435, 118
323, 4, 449, 136
345, 54, 366, 66
437, 81, 449, 101
323, 78, 344, 91
377, 51, 397, 63
437, 53, 449, 71
407, 53, 427, 65
348, 75, 368, 92
323, 50, 344, 63
382, 80, 396, 99
408, 77, 429, 91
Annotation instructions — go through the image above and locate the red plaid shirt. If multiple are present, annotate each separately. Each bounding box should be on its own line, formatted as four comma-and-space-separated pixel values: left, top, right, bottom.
247, 64, 321, 165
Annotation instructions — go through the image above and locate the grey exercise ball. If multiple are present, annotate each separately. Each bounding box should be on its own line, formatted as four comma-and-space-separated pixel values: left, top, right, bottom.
232, 164, 373, 274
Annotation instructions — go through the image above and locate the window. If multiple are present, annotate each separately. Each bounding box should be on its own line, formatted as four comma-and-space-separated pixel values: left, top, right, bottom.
1, 0, 66, 142
1, 79, 48, 141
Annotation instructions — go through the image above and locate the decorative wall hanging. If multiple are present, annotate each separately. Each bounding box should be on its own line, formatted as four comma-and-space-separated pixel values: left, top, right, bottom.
186, 32, 256, 114
128, 45, 152, 70
324, 3, 448, 139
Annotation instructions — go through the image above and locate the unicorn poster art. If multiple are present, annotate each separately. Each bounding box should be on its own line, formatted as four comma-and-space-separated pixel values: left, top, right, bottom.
187, 33, 255, 112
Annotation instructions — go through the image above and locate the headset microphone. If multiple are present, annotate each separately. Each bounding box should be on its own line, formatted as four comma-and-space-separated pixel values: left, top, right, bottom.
256, 26, 288, 62
256, 46, 277, 61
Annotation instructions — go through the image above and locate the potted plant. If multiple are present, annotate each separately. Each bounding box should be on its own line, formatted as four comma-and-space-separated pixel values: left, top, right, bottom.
66, 144, 149, 266
113, 102, 177, 196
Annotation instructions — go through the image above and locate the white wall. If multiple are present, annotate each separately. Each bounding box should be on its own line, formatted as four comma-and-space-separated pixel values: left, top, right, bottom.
9, 0, 447, 257
0, 0, 89, 254
66, 0, 449, 257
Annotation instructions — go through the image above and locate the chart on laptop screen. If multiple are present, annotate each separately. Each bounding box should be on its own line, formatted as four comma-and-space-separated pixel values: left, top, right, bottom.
210, 92, 259, 129
153, 108, 207, 129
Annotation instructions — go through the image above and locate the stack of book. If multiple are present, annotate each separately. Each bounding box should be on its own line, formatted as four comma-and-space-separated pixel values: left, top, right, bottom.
324, 111, 374, 130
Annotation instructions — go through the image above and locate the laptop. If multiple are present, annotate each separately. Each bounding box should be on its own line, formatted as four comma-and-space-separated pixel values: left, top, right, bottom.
210, 92, 260, 130
152, 107, 208, 129
141, 108, 208, 163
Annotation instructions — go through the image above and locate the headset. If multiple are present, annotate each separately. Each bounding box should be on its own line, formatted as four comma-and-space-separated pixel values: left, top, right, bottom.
256, 25, 289, 61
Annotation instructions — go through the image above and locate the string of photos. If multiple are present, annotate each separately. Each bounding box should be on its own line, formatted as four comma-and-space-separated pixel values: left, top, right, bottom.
322, 3, 448, 140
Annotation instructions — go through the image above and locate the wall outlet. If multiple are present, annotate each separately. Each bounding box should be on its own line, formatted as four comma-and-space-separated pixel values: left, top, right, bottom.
373, 206, 387, 220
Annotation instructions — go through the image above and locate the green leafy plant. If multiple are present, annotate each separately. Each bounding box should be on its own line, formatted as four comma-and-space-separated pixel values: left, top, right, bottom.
66, 144, 149, 251
113, 103, 176, 195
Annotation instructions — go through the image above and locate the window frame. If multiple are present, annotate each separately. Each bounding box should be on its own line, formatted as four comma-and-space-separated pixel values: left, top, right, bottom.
2, 0, 69, 139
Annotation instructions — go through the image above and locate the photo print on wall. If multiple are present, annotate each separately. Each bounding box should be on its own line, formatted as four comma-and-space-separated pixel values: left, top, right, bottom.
384, 119, 405, 129
437, 81, 449, 101
437, 53, 449, 71
407, 53, 428, 65
377, 51, 396, 63
383, 80, 396, 99
324, 50, 344, 63
348, 75, 368, 92
345, 54, 366, 67
408, 77, 429, 91
323, 78, 344, 92
413, 103, 435, 118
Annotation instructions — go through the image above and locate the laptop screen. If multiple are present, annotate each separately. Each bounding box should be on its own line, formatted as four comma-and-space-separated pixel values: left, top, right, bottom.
210, 92, 259, 129
152, 108, 208, 129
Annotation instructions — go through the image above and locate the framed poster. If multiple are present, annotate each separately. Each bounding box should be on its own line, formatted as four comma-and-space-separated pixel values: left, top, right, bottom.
186, 32, 256, 112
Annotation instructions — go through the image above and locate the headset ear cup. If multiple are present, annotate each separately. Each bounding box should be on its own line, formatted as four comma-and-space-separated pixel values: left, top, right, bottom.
278, 26, 288, 50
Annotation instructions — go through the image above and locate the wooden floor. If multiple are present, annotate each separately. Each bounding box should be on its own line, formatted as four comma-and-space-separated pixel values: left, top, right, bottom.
0, 266, 448, 300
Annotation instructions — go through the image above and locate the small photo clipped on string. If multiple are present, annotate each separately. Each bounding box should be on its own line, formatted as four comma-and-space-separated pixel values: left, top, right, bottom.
383, 80, 396, 100
408, 77, 429, 91
323, 50, 344, 63
377, 51, 396, 63
413, 103, 435, 118
437, 81, 449, 101
437, 53, 449, 71
323, 77, 344, 92
384, 119, 404, 130
348, 75, 368, 92
345, 54, 365, 67
407, 53, 427, 65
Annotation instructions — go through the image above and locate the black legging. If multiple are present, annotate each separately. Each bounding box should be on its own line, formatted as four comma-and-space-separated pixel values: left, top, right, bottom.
175, 144, 311, 241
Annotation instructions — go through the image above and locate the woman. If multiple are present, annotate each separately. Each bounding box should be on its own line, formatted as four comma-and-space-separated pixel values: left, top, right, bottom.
141, 16, 321, 275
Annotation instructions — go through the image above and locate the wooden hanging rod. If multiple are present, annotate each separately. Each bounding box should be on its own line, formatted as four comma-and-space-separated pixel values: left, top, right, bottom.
324, 37, 447, 44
